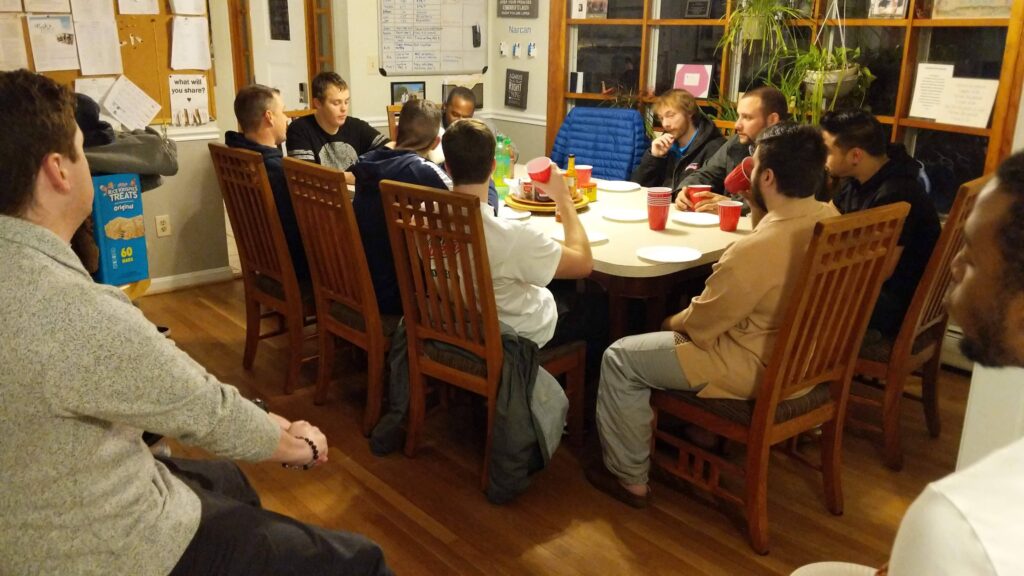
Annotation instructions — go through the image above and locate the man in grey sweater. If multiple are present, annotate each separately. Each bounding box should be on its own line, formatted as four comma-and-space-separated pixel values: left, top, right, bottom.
0, 70, 392, 575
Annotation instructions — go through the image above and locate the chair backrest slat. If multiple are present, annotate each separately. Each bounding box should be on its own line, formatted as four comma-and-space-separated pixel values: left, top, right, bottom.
209, 143, 293, 290
897, 175, 988, 354
381, 180, 502, 371
758, 203, 909, 415
282, 158, 378, 319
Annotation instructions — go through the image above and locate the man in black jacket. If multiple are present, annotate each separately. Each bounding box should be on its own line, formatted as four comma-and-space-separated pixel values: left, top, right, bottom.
225, 84, 308, 282
675, 86, 789, 212
821, 109, 941, 336
630, 89, 724, 195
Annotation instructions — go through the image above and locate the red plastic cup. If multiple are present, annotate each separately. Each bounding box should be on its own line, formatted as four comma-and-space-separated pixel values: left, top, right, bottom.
576, 164, 593, 187
685, 184, 713, 210
648, 187, 672, 230
648, 204, 670, 230
718, 200, 743, 232
724, 156, 754, 194
526, 157, 553, 183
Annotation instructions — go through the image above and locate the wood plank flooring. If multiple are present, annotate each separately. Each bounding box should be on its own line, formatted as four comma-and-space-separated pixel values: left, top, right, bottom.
139, 279, 970, 576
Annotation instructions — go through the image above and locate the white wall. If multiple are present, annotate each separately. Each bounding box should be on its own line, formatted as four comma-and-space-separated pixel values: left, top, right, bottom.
336, 0, 551, 158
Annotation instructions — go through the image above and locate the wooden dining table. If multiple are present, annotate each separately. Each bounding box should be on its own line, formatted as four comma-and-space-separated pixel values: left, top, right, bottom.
507, 168, 752, 340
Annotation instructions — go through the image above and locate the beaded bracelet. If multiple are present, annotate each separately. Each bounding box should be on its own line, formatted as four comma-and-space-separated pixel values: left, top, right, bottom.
281, 436, 319, 471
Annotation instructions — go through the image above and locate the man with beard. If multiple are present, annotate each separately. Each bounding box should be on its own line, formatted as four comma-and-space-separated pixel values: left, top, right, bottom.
675, 86, 788, 213
821, 110, 940, 337
630, 89, 725, 194
801, 151, 1024, 576
585, 123, 837, 508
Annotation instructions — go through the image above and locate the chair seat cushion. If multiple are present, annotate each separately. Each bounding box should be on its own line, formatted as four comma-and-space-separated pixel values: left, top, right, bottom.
859, 328, 938, 364
423, 339, 585, 377
660, 384, 832, 426
328, 300, 400, 337
253, 272, 313, 304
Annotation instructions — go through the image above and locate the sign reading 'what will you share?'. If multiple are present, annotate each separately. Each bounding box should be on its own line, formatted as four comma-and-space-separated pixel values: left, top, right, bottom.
378, 0, 487, 75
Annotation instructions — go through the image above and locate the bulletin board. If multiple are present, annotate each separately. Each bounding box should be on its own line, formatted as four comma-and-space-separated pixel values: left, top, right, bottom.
11, 1, 215, 125
377, 0, 488, 76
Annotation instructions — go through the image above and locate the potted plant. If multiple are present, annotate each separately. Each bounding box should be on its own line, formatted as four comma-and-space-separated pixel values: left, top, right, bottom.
717, 0, 807, 59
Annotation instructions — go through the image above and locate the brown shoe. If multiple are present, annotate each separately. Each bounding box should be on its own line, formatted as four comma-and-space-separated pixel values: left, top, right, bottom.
584, 461, 649, 509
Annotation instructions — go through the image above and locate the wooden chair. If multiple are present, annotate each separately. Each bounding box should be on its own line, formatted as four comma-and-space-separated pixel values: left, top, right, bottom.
848, 176, 988, 469
209, 143, 316, 393
282, 158, 398, 434
386, 104, 402, 142
380, 180, 586, 491
650, 203, 909, 554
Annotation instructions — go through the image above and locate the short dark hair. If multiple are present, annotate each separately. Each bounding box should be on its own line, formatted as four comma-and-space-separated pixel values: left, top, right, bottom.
755, 122, 826, 199
442, 119, 495, 186
995, 151, 1024, 293
233, 84, 279, 134
0, 70, 79, 217
395, 99, 442, 152
819, 110, 887, 157
444, 86, 477, 108
743, 86, 790, 122
311, 71, 347, 102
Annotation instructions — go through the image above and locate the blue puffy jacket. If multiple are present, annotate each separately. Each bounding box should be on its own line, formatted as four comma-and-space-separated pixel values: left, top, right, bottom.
550, 107, 649, 181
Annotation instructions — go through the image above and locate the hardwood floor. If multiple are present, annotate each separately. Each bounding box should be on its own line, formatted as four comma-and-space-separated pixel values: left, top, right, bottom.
139, 279, 970, 576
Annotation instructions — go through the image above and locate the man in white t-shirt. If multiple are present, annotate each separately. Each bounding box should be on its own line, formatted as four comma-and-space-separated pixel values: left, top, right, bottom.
440, 118, 593, 348
798, 152, 1024, 576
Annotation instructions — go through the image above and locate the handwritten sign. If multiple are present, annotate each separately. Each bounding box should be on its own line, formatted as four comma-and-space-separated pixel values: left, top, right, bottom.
505, 69, 528, 110
499, 0, 538, 18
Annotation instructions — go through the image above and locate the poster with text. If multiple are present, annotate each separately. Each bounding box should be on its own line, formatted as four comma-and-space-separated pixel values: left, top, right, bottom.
169, 74, 210, 126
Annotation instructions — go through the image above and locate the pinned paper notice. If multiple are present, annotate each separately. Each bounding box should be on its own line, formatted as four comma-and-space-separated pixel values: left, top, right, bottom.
169, 74, 210, 126
171, 16, 211, 70
75, 76, 122, 131
25, 0, 69, 11
170, 0, 205, 15
75, 19, 123, 75
27, 14, 79, 72
0, 15, 29, 71
70, 0, 113, 21
117, 0, 158, 14
0, 0, 22, 12
104, 75, 161, 130
908, 63, 954, 120
935, 78, 999, 129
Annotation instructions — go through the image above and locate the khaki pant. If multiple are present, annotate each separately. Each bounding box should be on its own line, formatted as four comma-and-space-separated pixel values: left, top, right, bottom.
596, 331, 703, 485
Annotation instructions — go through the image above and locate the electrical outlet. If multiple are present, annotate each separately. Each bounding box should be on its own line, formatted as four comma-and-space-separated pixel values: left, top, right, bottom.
155, 214, 172, 237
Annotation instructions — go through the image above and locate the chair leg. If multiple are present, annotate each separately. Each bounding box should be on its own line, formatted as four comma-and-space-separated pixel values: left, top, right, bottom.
921, 352, 942, 438
881, 369, 908, 471
480, 395, 497, 492
242, 296, 260, 369
403, 370, 426, 458
313, 331, 335, 405
362, 341, 386, 437
819, 418, 845, 516
283, 313, 304, 394
566, 349, 586, 448
745, 443, 772, 555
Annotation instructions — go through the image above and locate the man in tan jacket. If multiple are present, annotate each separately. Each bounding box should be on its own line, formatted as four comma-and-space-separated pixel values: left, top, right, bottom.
587, 123, 838, 508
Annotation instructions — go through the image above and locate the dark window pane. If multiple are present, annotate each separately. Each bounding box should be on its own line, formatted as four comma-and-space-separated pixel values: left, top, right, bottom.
910, 130, 987, 214
572, 26, 643, 93
656, 0, 728, 19
735, 26, 811, 92
651, 26, 724, 98
844, 27, 905, 116
924, 28, 1006, 79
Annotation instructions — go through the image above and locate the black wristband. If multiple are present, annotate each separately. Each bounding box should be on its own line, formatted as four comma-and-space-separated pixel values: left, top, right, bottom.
281, 436, 318, 471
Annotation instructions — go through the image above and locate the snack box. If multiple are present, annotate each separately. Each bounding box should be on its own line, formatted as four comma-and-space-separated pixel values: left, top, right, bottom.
91, 173, 149, 286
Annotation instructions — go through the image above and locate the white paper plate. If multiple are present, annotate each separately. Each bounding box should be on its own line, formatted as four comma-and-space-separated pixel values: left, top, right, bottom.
593, 179, 641, 192
499, 206, 530, 220
603, 209, 648, 222
636, 245, 702, 264
789, 562, 876, 576
673, 211, 720, 226
550, 228, 609, 245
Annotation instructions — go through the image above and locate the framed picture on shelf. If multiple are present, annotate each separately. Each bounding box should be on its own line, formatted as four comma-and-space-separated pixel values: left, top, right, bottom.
585, 0, 607, 19
932, 0, 1011, 18
684, 0, 712, 18
869, 0, 909, 18
390, 81, 425, 106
